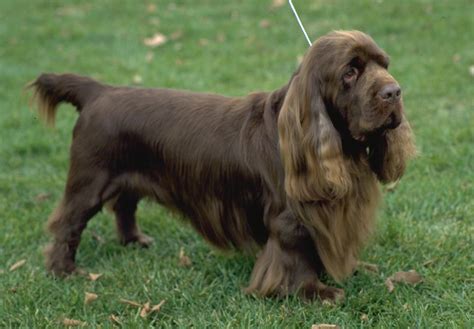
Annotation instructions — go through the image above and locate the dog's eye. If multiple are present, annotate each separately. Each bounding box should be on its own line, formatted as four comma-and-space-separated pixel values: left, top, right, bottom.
343, 67, 358, 83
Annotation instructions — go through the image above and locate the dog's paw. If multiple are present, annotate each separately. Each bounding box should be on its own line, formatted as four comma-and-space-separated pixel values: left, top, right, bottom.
121, 233, 154, 248
317, 286, 345, 304
44, 242, 77, 277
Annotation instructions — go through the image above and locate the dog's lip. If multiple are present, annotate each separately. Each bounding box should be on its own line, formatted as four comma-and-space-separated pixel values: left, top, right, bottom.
352, 134, 367, 142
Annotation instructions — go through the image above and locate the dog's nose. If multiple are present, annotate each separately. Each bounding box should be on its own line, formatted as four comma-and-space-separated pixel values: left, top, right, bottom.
379, 84, 401, 103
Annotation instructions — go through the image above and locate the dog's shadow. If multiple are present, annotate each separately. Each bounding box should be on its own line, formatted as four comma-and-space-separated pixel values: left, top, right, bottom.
76, 206, 255, 288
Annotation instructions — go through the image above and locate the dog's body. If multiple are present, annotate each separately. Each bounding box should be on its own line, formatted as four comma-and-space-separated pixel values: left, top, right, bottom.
31, 31, 415, 301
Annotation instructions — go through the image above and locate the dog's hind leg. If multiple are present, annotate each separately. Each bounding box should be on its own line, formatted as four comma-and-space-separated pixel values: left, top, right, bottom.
44, 170, 109, 276
111, 191, 153, 247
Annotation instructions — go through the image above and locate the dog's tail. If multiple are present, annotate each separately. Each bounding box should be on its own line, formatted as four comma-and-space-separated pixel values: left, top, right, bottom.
29, 73, 105, 126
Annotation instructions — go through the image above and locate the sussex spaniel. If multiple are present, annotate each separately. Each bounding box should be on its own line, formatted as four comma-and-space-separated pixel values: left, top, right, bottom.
30, 30, 415, 301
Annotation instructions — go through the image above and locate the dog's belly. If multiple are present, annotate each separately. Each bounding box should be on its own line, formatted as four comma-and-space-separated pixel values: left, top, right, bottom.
108, 166, 268, 250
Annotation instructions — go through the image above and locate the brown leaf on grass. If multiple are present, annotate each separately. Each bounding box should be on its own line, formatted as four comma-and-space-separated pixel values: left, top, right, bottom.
84, 292, 98, 305
386, 270, 422, 292
151, 300, 166, 313
119, 298, 142, 308
9, 259, 26, 271
35, 192, 51, 202
88, 273, 103, 281
147, 3, 156, 13
452, 54, 461, 63
357, 261, 379, 273
391, 270, 423, 284
259, 19, 270, 28
109, 314, 122, 325
312, 324, 340, 329
140, 302, 151, 318
271, 0, 285, 9
144, 33, 167, 47
62, 318, 86, 326
179, 248, 192, 267
385, 277, 395, 292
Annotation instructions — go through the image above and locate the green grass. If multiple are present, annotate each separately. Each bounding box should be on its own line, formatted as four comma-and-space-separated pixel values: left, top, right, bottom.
1, 0, 473, 327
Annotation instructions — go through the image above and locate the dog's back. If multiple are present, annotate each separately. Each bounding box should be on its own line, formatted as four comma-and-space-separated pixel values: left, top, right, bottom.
31, 73, 272, 272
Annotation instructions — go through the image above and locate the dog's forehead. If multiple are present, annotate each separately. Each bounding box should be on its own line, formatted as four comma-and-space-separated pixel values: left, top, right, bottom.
350, 43, 390, 67
316, 31, 390, 66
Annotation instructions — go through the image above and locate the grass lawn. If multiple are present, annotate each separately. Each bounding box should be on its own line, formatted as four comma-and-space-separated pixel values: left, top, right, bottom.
1, 0, 473, 327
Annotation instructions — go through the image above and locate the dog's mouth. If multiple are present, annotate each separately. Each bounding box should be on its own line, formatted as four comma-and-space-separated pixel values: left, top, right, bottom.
353, 109, 402, 142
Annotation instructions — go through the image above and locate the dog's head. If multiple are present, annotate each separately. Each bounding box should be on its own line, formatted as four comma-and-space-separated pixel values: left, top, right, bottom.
278, 30, 416, 201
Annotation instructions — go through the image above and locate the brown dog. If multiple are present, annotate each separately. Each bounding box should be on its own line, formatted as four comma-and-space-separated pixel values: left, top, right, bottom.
31, 30, 415, 301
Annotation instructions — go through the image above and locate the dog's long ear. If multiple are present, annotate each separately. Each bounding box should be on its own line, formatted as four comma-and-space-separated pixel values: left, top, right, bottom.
369, 116, 416, 183
278, 72, 351, 202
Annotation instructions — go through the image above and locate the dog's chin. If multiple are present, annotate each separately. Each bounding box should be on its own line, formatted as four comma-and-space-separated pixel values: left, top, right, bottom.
355, 115, 402, 143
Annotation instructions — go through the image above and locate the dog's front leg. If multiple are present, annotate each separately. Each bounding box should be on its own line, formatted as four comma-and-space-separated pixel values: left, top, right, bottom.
245, 210, 344, 302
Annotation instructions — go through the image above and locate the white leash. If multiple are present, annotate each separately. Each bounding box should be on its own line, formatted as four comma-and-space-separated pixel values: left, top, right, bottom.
288, 0, 312, 47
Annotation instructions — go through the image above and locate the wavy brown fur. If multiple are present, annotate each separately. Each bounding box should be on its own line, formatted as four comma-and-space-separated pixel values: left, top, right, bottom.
30, 30, 414, 301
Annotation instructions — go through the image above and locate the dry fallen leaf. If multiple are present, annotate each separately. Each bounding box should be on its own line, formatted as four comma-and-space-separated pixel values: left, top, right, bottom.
259, 19, 270, 28
452, 54, 461, 63
119, 298, 142, 308
312, 324, 340, 329
385, 277, 395, 292
9, 259, 26, 271
179, 248, 192, 267
360, 313, 369, 321
109, 314, 122, 325
88, 273, 102, 281
271, 0, 285, 9
62, 318, 86, 326
84, 292, 98, 305
147, 3, 156, 13
386, 270, 422, 292
358, 261, 379, 273
151, 300, 166, 313
140, 302, 151, 318
391, 270, 423, 284
144, 33, 167, 47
